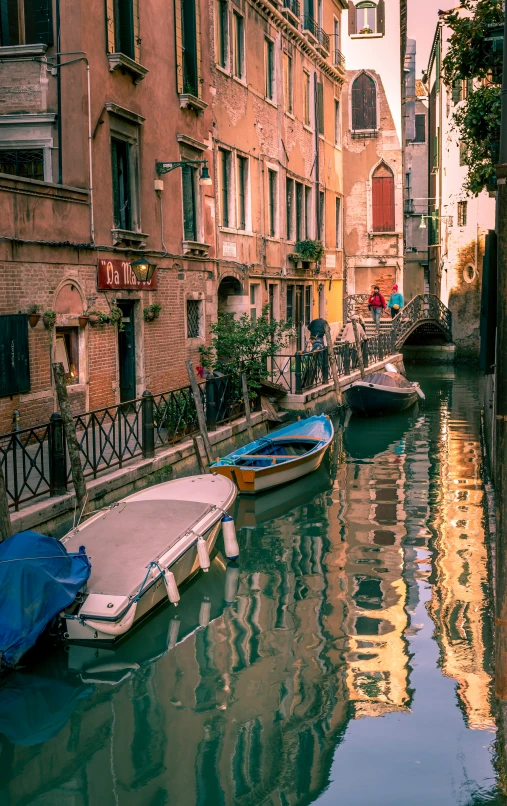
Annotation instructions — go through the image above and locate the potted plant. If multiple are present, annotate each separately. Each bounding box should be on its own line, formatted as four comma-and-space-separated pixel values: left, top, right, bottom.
289, 239, 325, 267
27, 304, 41, 328
359, 26, 373, 34
85, 308, 109, 326
109, 305, 124, 331
42, 310, 57, 330
78, 312, 89, 328
143, 303, 162, 322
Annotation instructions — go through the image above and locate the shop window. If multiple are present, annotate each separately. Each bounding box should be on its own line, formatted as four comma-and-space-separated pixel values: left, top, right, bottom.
55, 328, 79, 385
352, 72, 377, 131
186, 299, 203, 338
0, 0, 53, 47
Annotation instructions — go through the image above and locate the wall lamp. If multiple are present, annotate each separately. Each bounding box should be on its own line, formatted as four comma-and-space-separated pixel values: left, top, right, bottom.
419, 213, 453, 229
156, 159, 212, 186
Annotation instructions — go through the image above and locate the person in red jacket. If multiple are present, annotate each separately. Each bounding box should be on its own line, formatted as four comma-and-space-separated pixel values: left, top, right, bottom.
367, 285, 386, 331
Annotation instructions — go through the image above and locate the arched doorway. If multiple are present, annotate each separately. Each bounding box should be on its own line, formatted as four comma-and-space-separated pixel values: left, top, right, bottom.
218, 276, 246, 316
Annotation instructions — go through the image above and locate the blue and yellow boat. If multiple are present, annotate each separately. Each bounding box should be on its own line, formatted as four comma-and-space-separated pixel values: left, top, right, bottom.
211, 415, 334, 494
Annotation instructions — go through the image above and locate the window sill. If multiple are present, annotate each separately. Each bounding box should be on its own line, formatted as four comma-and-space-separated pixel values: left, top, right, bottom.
179, 93, 208, 113
219, 227, 255, 237
303, 124, 314, 134
182, 240, 210, 257
265, 97, 278, 109
350, 33, 384, 39
112, 229, 149, 246
215, 63, 231, 77
107, 52, 148, 84
369, 231, 397, 236
0, 43, 48, 57
285, 111, 295, 120
280, 6, 299, 26
232, 75, 247, 88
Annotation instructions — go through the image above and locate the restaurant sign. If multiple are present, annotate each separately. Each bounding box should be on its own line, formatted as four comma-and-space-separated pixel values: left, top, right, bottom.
97, 258, 158, 290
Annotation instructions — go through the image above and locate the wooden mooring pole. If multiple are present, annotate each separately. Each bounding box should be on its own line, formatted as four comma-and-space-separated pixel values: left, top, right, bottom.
0, 465, 11, 542
186, 361, 213, 467
352, 319, 365, 380
323, 322, 343, 407
241, 373, 255, 441
52, 362, 88, 516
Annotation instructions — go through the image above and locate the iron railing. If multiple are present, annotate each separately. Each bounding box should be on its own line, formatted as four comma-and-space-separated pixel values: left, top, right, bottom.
334, 48, 345, 67
303, 13, 318, 38
391, 293, 452, 348
317, 27, 330, 53
344, 294, 392, 321
282, 0, 300, 20
0, 374, 245, 510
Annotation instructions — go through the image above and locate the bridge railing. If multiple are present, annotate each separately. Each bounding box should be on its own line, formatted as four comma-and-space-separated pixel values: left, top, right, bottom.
391, 294, 452, 347
344, 294, 391, 321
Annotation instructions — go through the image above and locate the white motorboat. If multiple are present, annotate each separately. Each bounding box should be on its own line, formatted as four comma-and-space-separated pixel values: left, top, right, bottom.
60, 474, 238, 644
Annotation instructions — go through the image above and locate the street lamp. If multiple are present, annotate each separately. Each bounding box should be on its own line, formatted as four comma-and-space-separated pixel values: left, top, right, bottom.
156, 158, 212, 186
419, 213, 453, 230
130, 257, 157, 283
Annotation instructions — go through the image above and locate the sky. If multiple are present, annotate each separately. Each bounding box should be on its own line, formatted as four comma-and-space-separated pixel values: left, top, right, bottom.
407, 0, 455, 76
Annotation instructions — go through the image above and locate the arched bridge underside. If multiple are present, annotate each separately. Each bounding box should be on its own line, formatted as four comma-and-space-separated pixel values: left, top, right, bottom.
392, 295, 453, 349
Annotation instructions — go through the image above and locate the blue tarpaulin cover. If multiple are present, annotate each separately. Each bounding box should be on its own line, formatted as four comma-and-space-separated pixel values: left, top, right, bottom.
0, 531, 91, 667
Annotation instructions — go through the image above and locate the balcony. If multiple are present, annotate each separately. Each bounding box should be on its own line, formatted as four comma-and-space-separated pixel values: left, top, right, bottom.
303, 14, 318, 44
281, 0, 300, 26
334, 48, 345, 68
316, 27, 330, 56
404, 198, 415, 215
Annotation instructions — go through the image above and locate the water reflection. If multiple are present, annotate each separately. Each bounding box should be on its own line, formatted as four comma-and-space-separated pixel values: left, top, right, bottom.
0, 369, 504, 806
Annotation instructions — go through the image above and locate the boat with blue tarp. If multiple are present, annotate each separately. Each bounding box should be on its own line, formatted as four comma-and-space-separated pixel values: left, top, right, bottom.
211, 414, 334, 494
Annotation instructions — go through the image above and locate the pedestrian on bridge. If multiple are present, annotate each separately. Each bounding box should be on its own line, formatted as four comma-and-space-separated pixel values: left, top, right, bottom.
387, 285, 404, 319
367, 286, 386, 331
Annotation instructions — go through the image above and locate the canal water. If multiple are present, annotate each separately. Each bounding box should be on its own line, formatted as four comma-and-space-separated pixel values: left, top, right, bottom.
0, 367, 505, 805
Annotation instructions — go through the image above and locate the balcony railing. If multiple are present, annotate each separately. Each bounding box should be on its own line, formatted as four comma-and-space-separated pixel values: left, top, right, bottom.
317, 27, 330, 54
303, 13, 318, 39
282, 0, 300, 21
334, 48, 345, 67
404, 198, 415, 215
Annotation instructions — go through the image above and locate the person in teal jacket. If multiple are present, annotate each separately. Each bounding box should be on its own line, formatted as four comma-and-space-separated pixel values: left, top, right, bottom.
387, 285, 404, 319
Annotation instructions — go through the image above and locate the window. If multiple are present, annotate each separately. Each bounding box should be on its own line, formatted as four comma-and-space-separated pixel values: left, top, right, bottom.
217, 0, 228, 69
268, 169, 277, 237
334, 99, 341, 146
304, 286, 311, 325
335, 197, 341, 248
372, 162, 395, 232
303, 70, 311, 126
268, 284, 279, 321
111, 138, 133, 231
182, 164, 197, 240
356, 1, 377, 33
319, 190, 325, 240
317, 81, 324, 135
55, 328, 79, 385
237, 155, 248, 230
250, 284, 260, 321
414, 114, 426, 143
0, 0, 53, 47
352, 72, 377, 131
295, 182, 304, 242
233, 11, 244, 79
457, 201, 467, 227
0, 148, 44, 180
113, 0, 137, 58
305, 186, 312, 238
265, 38, 274, 100
219, 148, 231, 227
334, 18, 341, 63
284, 53, 293, 113
181, 0, 199, 95
286, 285, 294, 322
286, 177, 294, 240
187, 299, 203, 338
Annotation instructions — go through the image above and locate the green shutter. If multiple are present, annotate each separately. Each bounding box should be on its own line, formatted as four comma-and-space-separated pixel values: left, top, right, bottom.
0, 315, 30, 398
111, 140, 120, 228
182, 165, 197, 240
317, 82, 324, 135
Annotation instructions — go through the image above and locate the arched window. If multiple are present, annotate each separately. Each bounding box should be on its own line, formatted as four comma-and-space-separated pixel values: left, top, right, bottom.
372, 162, 395, 232
356, 1, 377, 33
351, 72, 377, 131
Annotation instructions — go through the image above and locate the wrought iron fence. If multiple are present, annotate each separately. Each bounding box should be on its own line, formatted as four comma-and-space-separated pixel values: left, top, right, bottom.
391, 293, 452, 348
317, 27, 330, 53
303, 13, 318, 38
0, 373, 245, 510
334, 48, 345, 67
282, 0, 300, 19
344, 294, 391, 321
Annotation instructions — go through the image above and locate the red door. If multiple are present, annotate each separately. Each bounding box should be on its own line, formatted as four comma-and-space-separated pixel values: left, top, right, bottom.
372, 172, 394, 232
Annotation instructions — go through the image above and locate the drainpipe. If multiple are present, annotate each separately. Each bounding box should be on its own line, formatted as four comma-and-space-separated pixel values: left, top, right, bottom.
55, 0, 62, 184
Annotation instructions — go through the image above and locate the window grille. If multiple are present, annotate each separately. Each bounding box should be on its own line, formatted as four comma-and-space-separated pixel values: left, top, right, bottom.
0, 149, 44, 181
187, 299, 202, 338
457, 201, 468, 228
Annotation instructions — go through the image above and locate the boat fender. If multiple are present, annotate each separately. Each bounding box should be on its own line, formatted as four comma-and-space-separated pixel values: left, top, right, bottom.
199, 599, 212, 627
222, 514, 240, 560
163, 570, 180, 605
224, 562, 240, 604
415, 384, 425, 400
197, 536, 211, 572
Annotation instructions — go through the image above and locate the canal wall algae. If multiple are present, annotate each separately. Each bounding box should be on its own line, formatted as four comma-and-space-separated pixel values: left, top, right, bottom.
0, 368, 505, 805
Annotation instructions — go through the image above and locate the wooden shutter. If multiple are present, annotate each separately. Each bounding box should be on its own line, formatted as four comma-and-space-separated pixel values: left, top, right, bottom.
317, 81, 324, 135
195, 0, 202, 97
377, 0, 385, 35
182, 165, 196, 240
352, 73, 376, 130
348, 1, 356, 35
133, 0, 141, 62
111, 139, 120, 228
0, 315, 30, 397
415, 114, 425, 142
372, 166, 394, 232
105, 0, 116, 52
175, 0, 184, 93
33, 0, 53, 45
